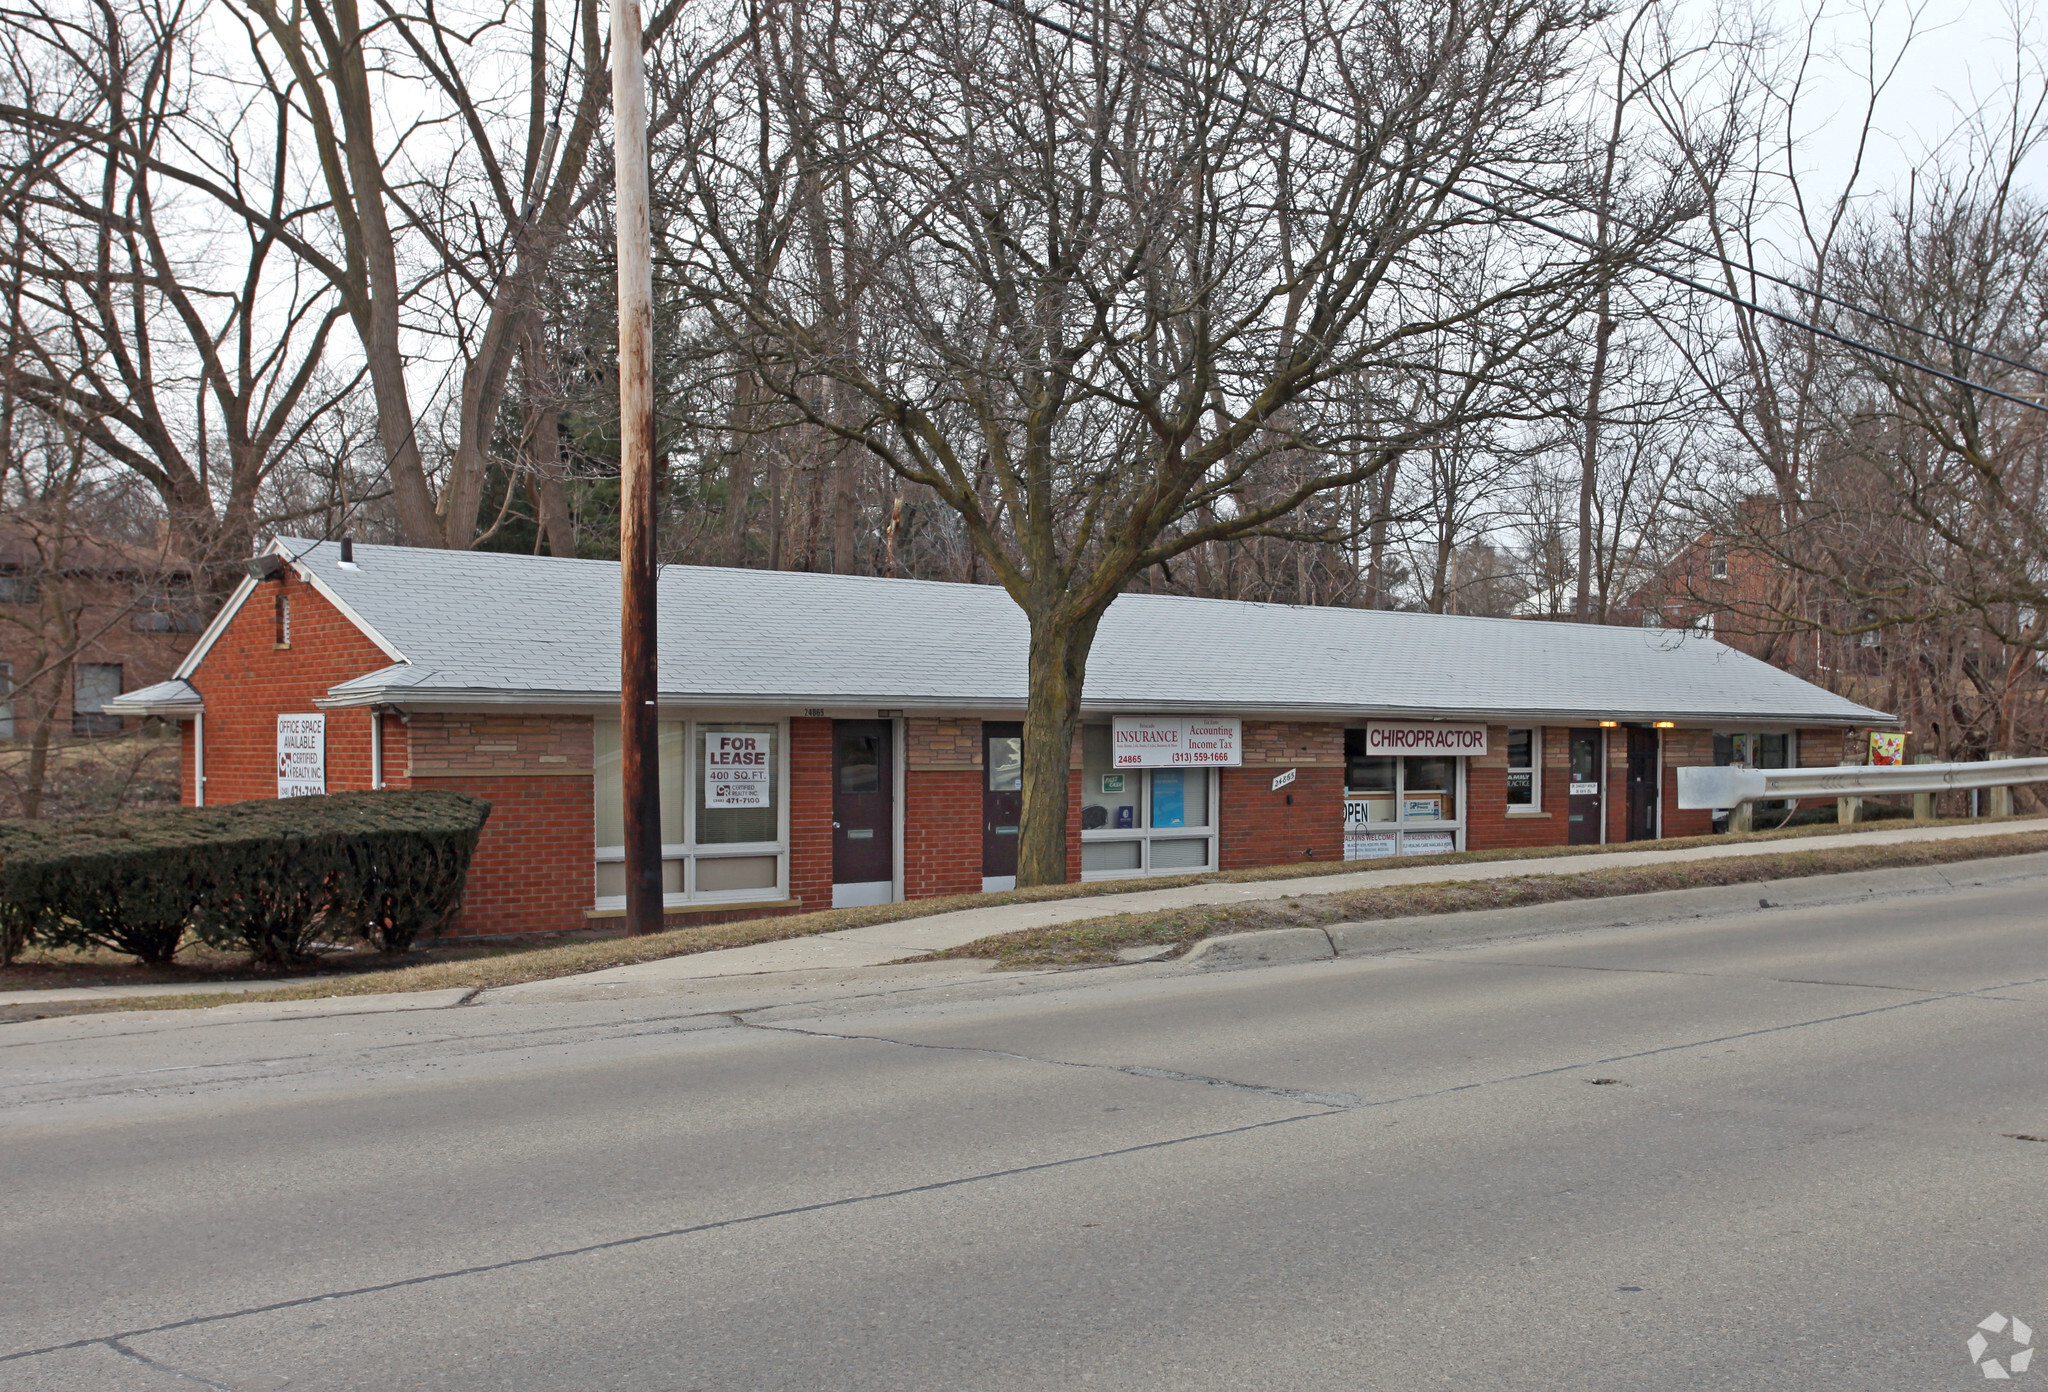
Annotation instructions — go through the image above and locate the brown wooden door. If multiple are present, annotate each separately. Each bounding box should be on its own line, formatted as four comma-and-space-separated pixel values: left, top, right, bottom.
1625, 726, 1659, 841
1567, 728, 1604, 845
982, 722, 1023, 880
832, 720, 893, 885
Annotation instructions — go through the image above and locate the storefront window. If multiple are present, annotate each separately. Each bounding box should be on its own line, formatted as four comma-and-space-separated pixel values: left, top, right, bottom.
1713, 732, 1793, 770
697, 725, 777, 844
1345, 728, 1467, 858
1401, 757, 1456, 822
1506, 729, 1537, 807
1344, 736, 1397, 823
1149, 768, 1210, 828
1712, 730, 1795, 817
594, 719, 787, 906
1079, 723, 1216, 878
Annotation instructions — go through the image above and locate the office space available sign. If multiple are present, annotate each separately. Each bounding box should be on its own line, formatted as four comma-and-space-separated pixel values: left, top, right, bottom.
276, 714, 326, 797
1363, 722, 1488, 756
1112, 717, 1242, 767
703, 730, 772, 807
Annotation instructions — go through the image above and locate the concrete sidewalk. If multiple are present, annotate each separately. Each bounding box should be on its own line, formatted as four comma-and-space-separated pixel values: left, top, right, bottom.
487, 815, 2048, 1000
8, 816, 2039, 1013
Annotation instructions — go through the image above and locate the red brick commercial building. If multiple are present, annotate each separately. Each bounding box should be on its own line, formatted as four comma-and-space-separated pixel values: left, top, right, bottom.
108, 540, 1891, 938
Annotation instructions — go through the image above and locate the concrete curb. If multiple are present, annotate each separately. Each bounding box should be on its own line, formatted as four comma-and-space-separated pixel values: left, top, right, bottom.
1323, 853, 2048, 959
12, 987, 482, 1026
0, 975, 333, 1008
1179, 927, 1335, 970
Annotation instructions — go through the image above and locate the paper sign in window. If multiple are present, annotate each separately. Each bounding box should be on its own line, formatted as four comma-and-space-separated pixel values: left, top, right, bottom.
704, 731, 772, 807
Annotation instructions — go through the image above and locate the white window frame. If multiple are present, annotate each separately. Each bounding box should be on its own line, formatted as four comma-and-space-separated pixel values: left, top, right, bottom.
1344, 754, 1468, 859
1711, 728, 1798, 815
1504, 727, 1542, 815
1078, 764, 1220, 882
593, 716, 792, 910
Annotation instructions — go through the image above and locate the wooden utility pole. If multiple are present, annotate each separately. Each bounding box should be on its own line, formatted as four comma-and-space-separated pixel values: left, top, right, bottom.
614, 0, 662, 936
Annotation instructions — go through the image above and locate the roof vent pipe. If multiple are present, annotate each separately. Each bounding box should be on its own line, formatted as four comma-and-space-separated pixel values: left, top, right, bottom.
340, 535, 354, 564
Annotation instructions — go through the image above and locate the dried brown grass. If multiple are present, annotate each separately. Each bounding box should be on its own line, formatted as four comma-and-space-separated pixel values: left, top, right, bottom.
925, 829, 2048, 967
5, 816, 2039, 1020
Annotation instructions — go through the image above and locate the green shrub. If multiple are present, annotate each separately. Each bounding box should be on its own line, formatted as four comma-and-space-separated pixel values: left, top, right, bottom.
0, 791, 491, 966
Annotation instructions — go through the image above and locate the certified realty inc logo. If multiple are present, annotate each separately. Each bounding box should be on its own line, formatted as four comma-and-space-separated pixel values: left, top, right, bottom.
1968, 1312, 2034, 1380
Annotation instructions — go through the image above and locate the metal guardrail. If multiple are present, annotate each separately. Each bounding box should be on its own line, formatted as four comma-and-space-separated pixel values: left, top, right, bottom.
1676, 758, 2048, 810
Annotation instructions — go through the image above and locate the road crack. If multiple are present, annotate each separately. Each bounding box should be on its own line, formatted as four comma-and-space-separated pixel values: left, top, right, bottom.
107, 1338, 238, 1390
731, 1015, 1369, 1110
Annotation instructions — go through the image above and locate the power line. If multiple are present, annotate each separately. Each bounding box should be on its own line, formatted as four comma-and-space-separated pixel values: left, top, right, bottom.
981, 0, 2048, 415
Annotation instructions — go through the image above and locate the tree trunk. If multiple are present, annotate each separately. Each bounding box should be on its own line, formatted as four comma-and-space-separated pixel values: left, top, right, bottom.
1015, 608, 1106, 887
20, 704, 54, 821
515, 335, 575, 556
1575, 296, 1614, 622
1363, 455, 1399, 608
323, 0, 442, 548
830, 444, 860, 574
722, 364, 762, 566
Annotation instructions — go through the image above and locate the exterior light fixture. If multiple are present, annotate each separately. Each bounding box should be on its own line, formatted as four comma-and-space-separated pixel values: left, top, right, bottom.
1598, 720, 1619, 728
1653, 721, 1676, 729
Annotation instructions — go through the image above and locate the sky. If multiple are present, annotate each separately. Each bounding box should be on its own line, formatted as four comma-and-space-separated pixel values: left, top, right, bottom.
1784, 0, 2048, 196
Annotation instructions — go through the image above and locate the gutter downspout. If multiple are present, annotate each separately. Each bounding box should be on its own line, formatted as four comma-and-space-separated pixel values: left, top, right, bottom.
370, 707, 383, 789
194, 709, 206, 807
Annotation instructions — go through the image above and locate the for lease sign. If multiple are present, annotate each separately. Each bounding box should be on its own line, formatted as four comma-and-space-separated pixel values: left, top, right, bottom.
1364, 722, 1488, 756
1112, 716, 1242, 768
703, 730, 772, 807
276, 713, 326, 797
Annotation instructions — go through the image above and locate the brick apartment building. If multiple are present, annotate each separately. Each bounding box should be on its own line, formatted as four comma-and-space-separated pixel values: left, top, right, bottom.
0, 524, 204, 747
1617, 496, 1887, 679
108, 539, 1892, 938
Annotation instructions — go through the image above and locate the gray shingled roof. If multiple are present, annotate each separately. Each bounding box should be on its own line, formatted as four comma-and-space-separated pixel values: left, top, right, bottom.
103, 677, 202, 715
248, 538, 1888, 725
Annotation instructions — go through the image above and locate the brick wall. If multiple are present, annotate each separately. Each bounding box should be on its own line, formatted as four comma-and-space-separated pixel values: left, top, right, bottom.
187, 573, 393, 804
1606, 729, 1631, 844
406, 714, 589, 773
1216, 721, 1342, 870
1800, 727, 1853, 766
1464, 724, 1572, 851
788, 717, 834, 908
1239, 720, 1344, 768
906, 716, 983, 769
1660, 728, 1715, 838
905, 768, 981, 897
901, 716, 1085, 895
1219, 765, 1343, 869
404, 712, 595, 936
414, 772, 593, 936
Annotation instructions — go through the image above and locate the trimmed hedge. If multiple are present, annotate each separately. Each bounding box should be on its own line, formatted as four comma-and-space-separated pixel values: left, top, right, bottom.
0, 791, 491, 966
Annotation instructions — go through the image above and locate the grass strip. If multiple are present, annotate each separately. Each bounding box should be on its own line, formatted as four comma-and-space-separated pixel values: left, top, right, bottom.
2, 816, 2038, 1022
922, 829, 2048, 968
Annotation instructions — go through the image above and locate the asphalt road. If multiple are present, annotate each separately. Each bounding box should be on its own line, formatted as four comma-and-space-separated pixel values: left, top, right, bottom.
5, 859, 2046, 1391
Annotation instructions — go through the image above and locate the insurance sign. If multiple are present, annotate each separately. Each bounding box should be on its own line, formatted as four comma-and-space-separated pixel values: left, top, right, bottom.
1112, 716, 1242, 767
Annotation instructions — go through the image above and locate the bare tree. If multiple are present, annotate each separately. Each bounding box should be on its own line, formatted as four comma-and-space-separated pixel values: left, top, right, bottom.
213, 0, 692, 548
0, 0, 356, 592
667, 0, 1676, 883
